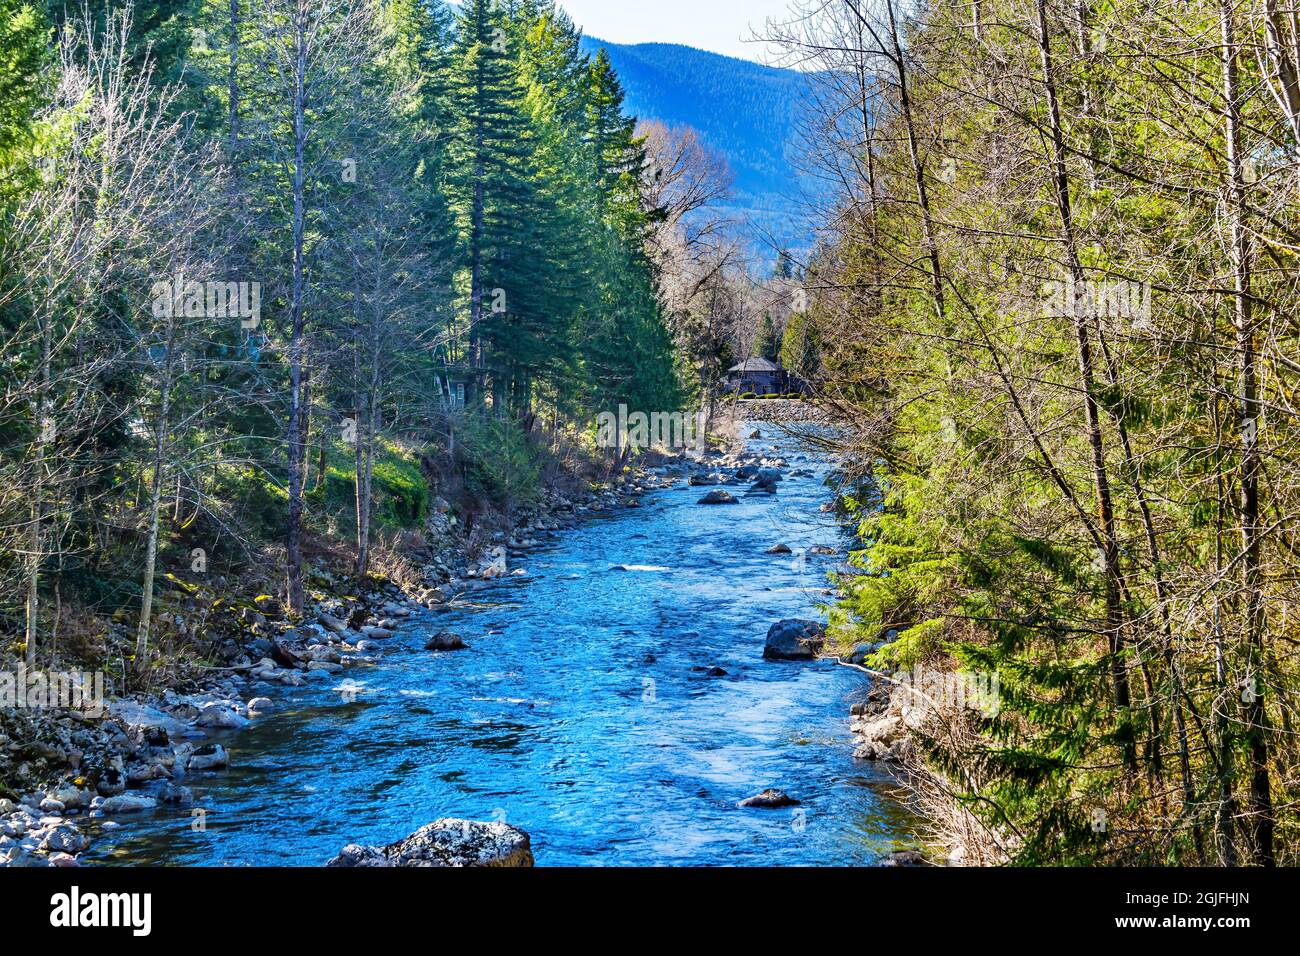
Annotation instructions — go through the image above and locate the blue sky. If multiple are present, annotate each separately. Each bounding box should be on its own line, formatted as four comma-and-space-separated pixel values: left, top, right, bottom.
556, 0, 793, 62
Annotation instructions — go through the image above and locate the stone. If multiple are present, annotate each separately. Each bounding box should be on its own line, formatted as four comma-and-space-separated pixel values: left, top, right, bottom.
196, 702, 249, 730
95, 768, 126, 797
738, 789, 800, 809
327, 819, 533, 868
426, 631, 469, 652
107, 700, 190, 741
319, 614, 348, 634
159, 784, 194, 806
247, 697, 274, 714
762, 619, 827, 661
40, 824, 86, 854
50, 788, 88, 810
97, 795, 157, 814
882, 850, 928, 867
186, 744, 229, 772
766, 543, 792, 554
697, 489, 739, 505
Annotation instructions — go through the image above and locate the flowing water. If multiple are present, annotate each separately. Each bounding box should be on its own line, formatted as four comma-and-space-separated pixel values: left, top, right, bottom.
87, 433, 920, 866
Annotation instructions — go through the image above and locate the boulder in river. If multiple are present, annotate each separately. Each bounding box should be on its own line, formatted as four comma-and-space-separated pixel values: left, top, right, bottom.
763, 619, 826, 661
327, 819, 533, 867
766, 543, 792, 554
426, 631, 469, 652
185, 743, 229, 772
96, 794, 158, 814
738, 789, 800, 809
697, 489, 739, 505
196, 701, 249, 730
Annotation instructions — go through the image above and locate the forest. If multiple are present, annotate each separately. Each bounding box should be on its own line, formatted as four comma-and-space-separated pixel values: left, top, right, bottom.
2, 0, 1298, 882
770, 0, 1300, 866
0, 0, 694, 664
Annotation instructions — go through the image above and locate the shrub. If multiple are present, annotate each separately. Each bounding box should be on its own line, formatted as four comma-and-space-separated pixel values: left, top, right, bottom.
455, 411, 541, 510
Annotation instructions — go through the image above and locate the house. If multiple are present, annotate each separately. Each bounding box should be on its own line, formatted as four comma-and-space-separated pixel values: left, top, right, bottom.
435, 365, 475, 410
725, 358, 788, 395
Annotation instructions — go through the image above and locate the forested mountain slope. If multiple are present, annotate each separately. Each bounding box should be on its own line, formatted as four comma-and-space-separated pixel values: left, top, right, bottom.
579, 37, 812, 256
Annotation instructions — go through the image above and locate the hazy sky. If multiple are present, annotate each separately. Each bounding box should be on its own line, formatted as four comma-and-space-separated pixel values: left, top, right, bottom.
556, 0, 793, 62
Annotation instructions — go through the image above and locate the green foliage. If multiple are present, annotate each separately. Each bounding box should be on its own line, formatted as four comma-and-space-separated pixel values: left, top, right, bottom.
753, 313, 779, 362
0, 0, 48, 203
0, 0, 686, 654
311, 440, 428, 533
456, 412, 541, 509
780, 310, 819, 378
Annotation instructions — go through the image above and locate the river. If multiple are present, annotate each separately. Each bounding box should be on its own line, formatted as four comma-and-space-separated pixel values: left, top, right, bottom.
86, 432, 920, 866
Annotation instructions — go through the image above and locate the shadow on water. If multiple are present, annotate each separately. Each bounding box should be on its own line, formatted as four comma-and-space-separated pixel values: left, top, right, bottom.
86, 429, 924, 866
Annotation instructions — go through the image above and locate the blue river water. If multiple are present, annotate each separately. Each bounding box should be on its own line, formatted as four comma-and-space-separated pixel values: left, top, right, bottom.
87, 435, 920, 866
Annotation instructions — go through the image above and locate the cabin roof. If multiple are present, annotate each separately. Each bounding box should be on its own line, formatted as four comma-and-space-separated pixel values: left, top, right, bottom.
728, 358, 782, 373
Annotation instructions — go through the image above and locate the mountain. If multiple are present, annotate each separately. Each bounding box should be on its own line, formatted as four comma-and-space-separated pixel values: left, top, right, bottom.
579, 38, 813, 263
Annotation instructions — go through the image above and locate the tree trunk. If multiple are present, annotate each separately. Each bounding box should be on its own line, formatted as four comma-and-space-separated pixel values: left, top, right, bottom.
25, 311, 53, 665
1034, 0, 1133, 764
1219, 0, 1275, 866
227, 0, 241, 166
882, 0, 945, 323
285, 4, 308, 615
136, 342, 175, 671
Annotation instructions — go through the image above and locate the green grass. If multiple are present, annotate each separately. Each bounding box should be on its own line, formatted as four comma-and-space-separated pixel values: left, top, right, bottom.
309, 438, 429, 534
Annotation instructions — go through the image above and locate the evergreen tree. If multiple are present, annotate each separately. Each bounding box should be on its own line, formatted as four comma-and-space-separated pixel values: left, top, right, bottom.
445, 0, 536, 410
753, 312, 779, 363
780, 309, 818, 378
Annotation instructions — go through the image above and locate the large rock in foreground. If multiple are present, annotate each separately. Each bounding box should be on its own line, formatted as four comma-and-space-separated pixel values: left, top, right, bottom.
327, 819, 533, 868
763, 619, 826, 661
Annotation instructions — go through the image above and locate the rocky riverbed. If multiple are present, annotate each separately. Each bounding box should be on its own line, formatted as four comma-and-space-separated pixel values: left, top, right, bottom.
3, 431, 925, 867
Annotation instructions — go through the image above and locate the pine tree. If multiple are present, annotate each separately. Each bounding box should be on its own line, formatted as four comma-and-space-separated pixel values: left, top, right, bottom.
753, 313, 779, 363
445, 0, 536, 411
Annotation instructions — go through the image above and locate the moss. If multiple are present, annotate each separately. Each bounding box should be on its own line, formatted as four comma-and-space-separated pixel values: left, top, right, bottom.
308, 438, 429, 534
